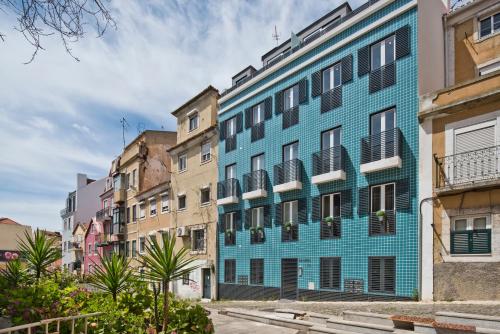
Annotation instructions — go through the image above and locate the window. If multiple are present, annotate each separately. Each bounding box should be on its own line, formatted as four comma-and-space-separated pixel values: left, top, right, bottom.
252, 102, 265, 126
226, 117, 237, 137
178, 195, 186, 210
201, 142, 211, 162
182, 273, 190, 285
125, 241, 130, 257
126, 173, 131, 190
94, 243, 98, 255
91, 224, 95, 234
139, 237, 145, 254
322, 62, 342, 92
321, 193, 341, 239
321, 127, 342, 150
225, 212, 235, 231
479, 12, 500, 38
370, 183, 395, 235
189, 113, 199, 131
251, 154, 265, 172
479, 60, 500, 76
224, 259, 236, 283
371, 35, 395, 71
132, 169, 137, 187
368, 257, 396, 294
322, 193, 341, 219
132, 205, 137, 222
139, 202, 146, 219
126, 207, 131, 224
251, 207, 264, 228
320, 257, 341, 290
282, 200, 299, 242
250, 259, 264, 285
88, 243, 91, 254
192, 229, 205, 251
451, 215, 491, 255
161, 193, 169, 213
283, 85, 299, 110
368, 109, 396, 162
149, 198, 157, 216
132, 240, 137, 257
178, 154, 187, 172
200, 188, 210, 206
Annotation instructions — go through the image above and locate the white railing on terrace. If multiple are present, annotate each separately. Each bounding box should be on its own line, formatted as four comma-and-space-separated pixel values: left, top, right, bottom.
0, 312, 102, 334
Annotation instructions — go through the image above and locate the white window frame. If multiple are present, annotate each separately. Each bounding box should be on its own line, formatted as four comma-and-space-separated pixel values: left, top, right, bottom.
251, 207, 264, 228
139, 202, 146, 219
191, 228, 206, 252
201, 142, 211, 163
225, 212, 235, 231
149, 198, 157, 217
370, 183, 395, 213
227, 117, 237, 137
252, 103, 264, 125
321, 193, 341, 219
132, 169, 137, 187
322, 62, 342, 92
370, 35, 396, 71
200, 187, 210, 206
283, 200, 298, 224
283, 85, 298, 110
478, 11, 500, 39
178, 195, 186, 211
160, 193, 169, 213
139, 236, 146, 254
451, 215, 491, 231
178, 153, 187, 172
478, 57, 500, 76
189, 113, 199, 132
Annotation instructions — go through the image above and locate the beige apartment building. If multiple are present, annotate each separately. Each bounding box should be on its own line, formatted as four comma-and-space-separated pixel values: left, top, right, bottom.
420, 0, 500, 300
167, 86, 219, 300
0, 218, 32, 269
111, 130, 176, 268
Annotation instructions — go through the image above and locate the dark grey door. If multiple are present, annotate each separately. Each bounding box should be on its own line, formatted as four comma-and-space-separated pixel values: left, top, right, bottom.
281, 258, 298, 300
202, 269, 211, 299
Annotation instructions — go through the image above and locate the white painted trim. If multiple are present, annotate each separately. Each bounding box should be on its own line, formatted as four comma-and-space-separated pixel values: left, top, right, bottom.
311, 170, 346, 185
219, 0, 417, 113
216, 196, 239, 206
242, 189, 268, 200
273, 181, 303, 193
360, 156, 402, 174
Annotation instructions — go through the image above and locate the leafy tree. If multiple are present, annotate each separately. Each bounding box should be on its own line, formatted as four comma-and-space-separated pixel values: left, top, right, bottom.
0, 258, 27, 288
18, 229, 61, 281
140, 234, 200, 332
89, 252, 133, 302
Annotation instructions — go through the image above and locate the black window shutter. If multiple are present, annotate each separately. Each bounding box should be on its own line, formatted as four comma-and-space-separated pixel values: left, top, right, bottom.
275, 91, 284, 114
368, 257, 381, 291
274, 203, 282, 225
341, 54, 353, 84
340, 189, 352, 218
396, 178, 410, 211
219, 214, 225, 233
395, 25, 410, 59
384, 258, 396, 293
298, 78, 308, 104
298, 198, 307, 223
311, 196, 321, 222
311, 70, 322, 97
264, 96, 272, 120
369, 68, 382, 93
236, 112, 243, 133
358, 186, 370, 216
244, 208, 251, 229
263, 205, 271, 227
245, 107, 252, 129
358, 45, 370, 76
234, 210, 242, 231
219, 120, 227, 141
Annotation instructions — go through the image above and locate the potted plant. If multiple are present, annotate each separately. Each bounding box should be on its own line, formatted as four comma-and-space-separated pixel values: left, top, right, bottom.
249, 226, 257, 234
376, 210, 386, 222
284, 221, 294, 232
323, 216, 334, 226
256, 226, 264, 238
225, 229, 233, 237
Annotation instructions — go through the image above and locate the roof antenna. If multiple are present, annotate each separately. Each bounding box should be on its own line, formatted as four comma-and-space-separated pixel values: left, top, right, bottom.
272, 25, 280, 46
120, 117, 129, 149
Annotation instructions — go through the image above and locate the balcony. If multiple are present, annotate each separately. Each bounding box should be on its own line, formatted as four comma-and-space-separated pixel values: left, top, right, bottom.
96, 234, 111, 247
112, 207, 125, 236
225, 231, 236, 246
451, 229, 491, 255
311, 146, 346, 184
96, 207, 112, 221
250, 229, 265, 244
70, 242, 82, 251
242, 170, 267, 200
360, 128, 402, 174
226, 135, 237, 153
320, 216, 341, 239
369, 210, 396, 236
251, 122, 265, 142
217, 178, 240, 206
273, 159, 302, 193
114, 188, 126, 204
435, 146, 500, 195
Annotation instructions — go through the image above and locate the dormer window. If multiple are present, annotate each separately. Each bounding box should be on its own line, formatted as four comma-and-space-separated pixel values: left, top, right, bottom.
189, 113, 199, 132
479, 12, 500, 38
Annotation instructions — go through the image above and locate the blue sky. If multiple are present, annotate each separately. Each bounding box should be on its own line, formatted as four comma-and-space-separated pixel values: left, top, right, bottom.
0, 0, 364, 231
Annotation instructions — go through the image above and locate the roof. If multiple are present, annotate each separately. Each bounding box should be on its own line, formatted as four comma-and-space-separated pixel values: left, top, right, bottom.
0, 217, 20, 225
231, 66, 257, 80
171, 85, 220, 116
72, 222, 88, 235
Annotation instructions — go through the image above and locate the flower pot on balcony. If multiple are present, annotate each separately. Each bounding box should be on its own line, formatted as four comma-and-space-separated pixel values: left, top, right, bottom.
376, 210, 386, 222
323, 216, 334, 226
225, 230, 233, 237
284, 221, 294, 232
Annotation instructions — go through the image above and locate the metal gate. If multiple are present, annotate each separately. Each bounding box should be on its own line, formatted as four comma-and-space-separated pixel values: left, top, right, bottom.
281, 258, 298, 300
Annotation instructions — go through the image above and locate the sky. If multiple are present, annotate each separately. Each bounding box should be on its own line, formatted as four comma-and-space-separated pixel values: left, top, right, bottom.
0, 0, 365, 231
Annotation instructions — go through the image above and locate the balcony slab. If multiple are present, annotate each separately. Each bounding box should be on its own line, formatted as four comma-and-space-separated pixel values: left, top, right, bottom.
273, 181, 302, 193
311, 170, 346, 185
242, 189, 268, 200
360, 156, 402, 174
217, 196, 239, 206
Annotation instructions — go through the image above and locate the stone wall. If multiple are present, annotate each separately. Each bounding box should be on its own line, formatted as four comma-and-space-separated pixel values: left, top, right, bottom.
434, 262, 500, 300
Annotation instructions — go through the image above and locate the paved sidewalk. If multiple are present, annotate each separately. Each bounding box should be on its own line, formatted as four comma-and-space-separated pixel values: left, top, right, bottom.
208, 309, 298, 334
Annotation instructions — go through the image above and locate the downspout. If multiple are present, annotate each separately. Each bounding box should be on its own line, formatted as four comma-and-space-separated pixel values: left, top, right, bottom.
419, 196, 436, 301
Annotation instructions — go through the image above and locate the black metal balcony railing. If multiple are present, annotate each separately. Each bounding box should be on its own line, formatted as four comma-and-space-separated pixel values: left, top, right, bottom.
225, 231, 236, 246
361, 128, 402, 165
226, 135, 237, 153
451, 229, 491, 255
282, 225, 299, 242
369, 210, 396, 236
96, 207, 112, 221
274, 159, 302, 186
217, 178, 240, 199
250, 230, 265, 244
369, 62, 396, 93
243, 170, 267, 193
312, 145, 345, 176
320, 216, 341, 239
283, 106, 299, 129
435, 145, 500, 189
251, 122, 265, 142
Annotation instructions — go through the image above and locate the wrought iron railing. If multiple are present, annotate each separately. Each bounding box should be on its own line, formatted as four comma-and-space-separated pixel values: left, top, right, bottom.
243, 170, 267, 193
281, 224, 299, 242
361, 128, 402, 164
283, 106, 299, 129
312, 145, 345, 176
226, 134, 237, 152
369, 62, 396, 93
451, 229, 491, 254
274, 159, 302, 185
225, 231, 236, 246
251, 121, 265, 142
250, 229, 265, 244
96, 206, 112, 221
434, 145, 500, 189
217, 178, 240, 199
320, 216, 341, 239
0, 312, 103, 334
369, 210, 396, 236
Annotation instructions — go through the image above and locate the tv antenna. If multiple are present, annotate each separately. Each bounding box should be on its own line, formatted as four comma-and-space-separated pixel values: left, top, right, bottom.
272, 25, 280, 46
120, 117, 129, 149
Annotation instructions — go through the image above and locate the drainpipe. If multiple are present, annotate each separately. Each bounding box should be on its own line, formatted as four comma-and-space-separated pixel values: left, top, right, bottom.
419, 196, 436, 301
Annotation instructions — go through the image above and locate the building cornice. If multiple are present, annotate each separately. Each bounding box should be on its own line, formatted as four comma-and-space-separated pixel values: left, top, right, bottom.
167, 125, 218, 155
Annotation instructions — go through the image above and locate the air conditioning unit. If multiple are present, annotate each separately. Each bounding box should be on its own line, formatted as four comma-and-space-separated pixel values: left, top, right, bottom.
176, 226, 190, 237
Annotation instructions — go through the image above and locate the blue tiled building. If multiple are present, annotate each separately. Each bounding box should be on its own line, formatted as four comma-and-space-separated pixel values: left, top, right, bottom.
216, 0, 429, 301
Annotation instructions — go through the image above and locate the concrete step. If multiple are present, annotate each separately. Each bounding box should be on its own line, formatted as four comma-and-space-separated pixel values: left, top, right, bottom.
222, 308, 316, 332
309, 325, 360, 334
326, 318, 395, 334
436, 312, 500, 330
342, 311, 393, 327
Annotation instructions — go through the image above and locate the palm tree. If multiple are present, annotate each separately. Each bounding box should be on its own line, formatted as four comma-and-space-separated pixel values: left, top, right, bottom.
140, 234, 200, 332
18, 229, 61, 281
89, 252, 133, 302
0, 258, 27, 287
